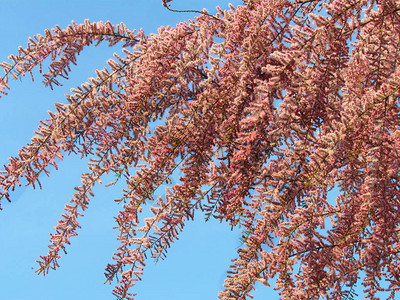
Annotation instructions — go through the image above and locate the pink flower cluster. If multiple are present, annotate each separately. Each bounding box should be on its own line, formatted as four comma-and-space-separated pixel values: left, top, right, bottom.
1, 0, 400, 299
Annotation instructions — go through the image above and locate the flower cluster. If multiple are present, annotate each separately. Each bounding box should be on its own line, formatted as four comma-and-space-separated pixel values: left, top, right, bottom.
1, 0, 400, 299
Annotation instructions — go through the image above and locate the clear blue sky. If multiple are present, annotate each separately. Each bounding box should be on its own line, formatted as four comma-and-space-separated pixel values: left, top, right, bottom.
0, 1, 280, 299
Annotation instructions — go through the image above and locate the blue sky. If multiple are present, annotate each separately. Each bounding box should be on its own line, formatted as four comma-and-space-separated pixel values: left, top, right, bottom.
0, 1, 280, 299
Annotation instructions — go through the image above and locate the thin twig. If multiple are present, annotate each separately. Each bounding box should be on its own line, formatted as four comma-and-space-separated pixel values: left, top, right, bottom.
162, 0, 220, 21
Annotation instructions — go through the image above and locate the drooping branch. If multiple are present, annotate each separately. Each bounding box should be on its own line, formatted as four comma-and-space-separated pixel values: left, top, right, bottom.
2, 0, 400, 299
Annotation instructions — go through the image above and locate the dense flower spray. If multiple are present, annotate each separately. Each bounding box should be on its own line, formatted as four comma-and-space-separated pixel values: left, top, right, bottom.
1, 0, 400, 299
